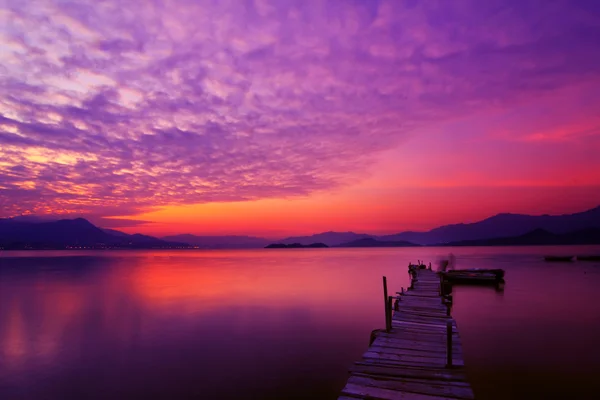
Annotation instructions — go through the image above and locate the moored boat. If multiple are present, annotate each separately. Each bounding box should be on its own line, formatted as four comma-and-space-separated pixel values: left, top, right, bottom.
441, 268, 505, 284
577, 255, 600, 261
544, 256, 574, 262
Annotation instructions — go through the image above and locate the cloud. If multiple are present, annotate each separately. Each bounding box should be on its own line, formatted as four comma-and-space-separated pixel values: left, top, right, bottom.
1, 0, 600, 217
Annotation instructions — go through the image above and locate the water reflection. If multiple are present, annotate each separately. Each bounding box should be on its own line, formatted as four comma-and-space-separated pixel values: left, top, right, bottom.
0, 250, 414, 399
1, 247, 600, 399
452, 251, 600, 399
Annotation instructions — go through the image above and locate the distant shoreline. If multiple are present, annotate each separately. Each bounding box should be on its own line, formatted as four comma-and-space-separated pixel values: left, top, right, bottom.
265, 242, 328, 248
3, 243, 600, 252
3, 206, 600, 249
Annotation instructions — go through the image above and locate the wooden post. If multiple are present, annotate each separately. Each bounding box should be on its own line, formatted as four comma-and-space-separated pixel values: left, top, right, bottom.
383, 276, 389, 332
446, 320, 453, 368
440, 275, 445, 296
369, 329, 381, 346
446, 282, 453, 295
388, 296, 394, 331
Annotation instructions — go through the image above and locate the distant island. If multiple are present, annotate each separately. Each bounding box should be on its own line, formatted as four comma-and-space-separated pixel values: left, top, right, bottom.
265, 243, 328, 248
162, 234, 270, 249
264, 238, 420, 248
335, 238, 420, 247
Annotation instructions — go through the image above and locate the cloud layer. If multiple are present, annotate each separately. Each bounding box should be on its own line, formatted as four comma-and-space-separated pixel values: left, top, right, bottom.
1, 0, 600, 218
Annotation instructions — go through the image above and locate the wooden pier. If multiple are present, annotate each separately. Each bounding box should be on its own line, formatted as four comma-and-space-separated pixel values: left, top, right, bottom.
339, 264, 475, 399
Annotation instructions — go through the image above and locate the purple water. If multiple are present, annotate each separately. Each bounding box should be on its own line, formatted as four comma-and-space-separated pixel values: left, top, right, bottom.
1, 247, 599, 399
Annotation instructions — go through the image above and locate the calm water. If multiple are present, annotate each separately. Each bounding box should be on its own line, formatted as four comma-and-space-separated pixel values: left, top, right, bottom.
1, 247, 600, 399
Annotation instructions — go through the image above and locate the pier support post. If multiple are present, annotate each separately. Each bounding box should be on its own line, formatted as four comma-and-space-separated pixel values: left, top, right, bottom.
440, 278, 452, 297
446, 320, 453, 368
383, 276, 389, 332
388, 296, 394, 331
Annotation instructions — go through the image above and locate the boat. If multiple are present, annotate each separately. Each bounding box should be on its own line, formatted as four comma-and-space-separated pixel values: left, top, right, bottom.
441, 268, 505, 284
577, 255, 600, 261
408, 263, 428, 271
409, 260, 429, 269
544, 256, 574, 262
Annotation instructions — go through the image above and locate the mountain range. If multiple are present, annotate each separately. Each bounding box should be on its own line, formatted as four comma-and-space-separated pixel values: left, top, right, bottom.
0, 218, 189, 250
441, 228, 600, 246
375, 206, 600, 245
1, 205, 600, 249
269, 206, 600, 246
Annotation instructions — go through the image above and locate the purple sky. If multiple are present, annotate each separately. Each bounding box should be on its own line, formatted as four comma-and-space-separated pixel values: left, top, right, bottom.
1, 0, 600, 234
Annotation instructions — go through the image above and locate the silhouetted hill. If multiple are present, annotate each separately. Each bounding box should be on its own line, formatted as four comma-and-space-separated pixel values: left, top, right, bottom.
441, 228, 600, 246
162, 234, 270, 249
4, 215, 59, 223
336, 238, 420, 248
277, 231, 373, 246
101, 228, 130, 237
0, 218, 189, 249
265, 242, 328, 248
4, 205, 600, 249
129, 233, 175, 245
0, 218, 111, 246
380, 206, 600, 245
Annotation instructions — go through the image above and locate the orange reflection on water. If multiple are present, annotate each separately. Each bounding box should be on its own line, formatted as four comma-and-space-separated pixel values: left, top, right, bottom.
2, 248, 600, 400
128, 250, 378, 313
1, 283, 86, 367
0, 249, 404, 371
2, 300, 27, 366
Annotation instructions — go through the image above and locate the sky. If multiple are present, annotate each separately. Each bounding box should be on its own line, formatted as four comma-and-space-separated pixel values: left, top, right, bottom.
1, 0, 600, 237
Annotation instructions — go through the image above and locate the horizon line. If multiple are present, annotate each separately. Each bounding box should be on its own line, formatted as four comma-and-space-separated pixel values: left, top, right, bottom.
3, 204, 598, 240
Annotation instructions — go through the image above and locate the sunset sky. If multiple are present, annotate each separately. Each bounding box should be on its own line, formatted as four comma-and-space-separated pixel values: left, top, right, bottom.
1, 0, 600, 237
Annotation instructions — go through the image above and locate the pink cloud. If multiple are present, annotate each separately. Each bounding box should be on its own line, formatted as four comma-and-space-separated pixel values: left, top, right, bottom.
1, 0, 599, 218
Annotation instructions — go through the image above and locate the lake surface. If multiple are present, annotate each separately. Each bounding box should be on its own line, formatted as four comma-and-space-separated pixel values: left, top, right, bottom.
1, 247, 600, 399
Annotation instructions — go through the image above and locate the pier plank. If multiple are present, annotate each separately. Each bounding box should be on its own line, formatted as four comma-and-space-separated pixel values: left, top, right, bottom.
372, 339, 462, 354
351, 363, 468, 381
369, 345, 463, 360
339, 267, 474, 399
347, 376, 474, 399
341, 383, 458, 400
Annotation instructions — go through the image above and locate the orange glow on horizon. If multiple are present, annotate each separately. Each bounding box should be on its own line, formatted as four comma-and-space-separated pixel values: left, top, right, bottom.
114, 183, 600, 237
